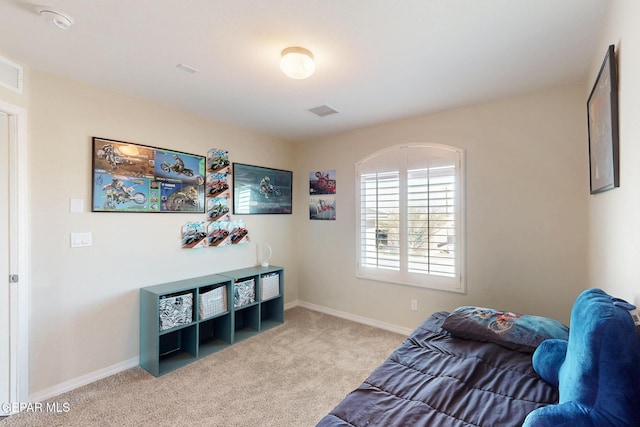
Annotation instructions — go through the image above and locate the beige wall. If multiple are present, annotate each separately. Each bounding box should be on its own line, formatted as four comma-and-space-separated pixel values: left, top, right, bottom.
25, 70, 298, 393
296, 84, 589, 328
1, 42, 600, 396
588, 0, 640, 308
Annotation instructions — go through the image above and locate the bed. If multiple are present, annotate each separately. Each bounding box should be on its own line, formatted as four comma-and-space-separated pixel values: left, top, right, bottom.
317, 289, 640, 427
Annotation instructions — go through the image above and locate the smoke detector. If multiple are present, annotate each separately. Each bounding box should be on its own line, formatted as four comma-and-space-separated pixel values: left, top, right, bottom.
39, 9, 74, 30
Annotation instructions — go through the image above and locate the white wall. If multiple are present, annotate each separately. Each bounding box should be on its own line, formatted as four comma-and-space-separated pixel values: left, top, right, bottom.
24, 70, 298, 394
296, 84, 589, 328
588, 1, 640, 307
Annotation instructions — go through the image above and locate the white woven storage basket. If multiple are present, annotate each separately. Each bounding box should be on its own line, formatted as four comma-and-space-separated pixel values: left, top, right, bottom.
261, 273, 280, 301
199, 286, 227, 320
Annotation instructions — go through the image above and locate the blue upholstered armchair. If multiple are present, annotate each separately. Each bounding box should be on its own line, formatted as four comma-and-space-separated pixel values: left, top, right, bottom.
523, 288, 640, 426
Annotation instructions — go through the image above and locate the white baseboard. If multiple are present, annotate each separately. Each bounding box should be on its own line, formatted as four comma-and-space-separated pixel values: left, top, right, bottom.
30, 356, 139, 403
288, 300, 414, 336
284, 300, 300, 310
30, 301, 411, 403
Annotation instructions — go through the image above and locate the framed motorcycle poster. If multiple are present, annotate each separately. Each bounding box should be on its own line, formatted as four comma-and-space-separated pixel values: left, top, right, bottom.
309, 170, 336, 220
232, 163, 292, 214
92, 137, 206, 213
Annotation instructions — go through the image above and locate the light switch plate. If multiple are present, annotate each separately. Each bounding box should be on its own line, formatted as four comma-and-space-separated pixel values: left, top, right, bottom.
70, 232, 92, 248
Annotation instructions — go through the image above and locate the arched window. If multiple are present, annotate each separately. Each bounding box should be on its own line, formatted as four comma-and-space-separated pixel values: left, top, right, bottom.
356, 143, 466, 293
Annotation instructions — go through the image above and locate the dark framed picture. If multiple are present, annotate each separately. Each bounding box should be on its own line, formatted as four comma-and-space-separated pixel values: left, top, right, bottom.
587, 44, 619, 194
92, 137, 206, 212
233, 163, 292, 214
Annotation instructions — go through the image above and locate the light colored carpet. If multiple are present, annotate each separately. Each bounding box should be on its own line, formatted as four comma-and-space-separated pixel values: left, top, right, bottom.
1, 307, 405, 427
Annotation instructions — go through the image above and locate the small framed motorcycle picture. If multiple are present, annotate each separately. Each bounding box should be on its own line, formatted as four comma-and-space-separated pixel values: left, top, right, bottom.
92, 137, 206, 213
232, 163, 292, 214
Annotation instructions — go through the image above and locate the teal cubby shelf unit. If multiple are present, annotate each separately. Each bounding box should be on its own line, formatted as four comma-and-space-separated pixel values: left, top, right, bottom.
140, 265, 284, 376
221, 265, 285, 343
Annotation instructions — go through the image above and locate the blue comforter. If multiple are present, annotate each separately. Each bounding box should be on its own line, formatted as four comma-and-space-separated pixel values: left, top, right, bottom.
317, 311, 558, 427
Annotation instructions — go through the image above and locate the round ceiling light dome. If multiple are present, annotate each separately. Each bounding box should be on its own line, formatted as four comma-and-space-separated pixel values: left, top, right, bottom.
39, 9, 74, 30
280, 47, 315, 80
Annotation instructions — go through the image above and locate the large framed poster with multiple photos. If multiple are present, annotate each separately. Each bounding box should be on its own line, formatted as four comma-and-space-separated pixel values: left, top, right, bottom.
587, 44, 619, 194
92, 137, 206, 213
233, 163, 293, 214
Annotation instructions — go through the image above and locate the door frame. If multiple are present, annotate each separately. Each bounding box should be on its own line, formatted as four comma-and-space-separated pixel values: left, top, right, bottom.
1, 100, 29, 410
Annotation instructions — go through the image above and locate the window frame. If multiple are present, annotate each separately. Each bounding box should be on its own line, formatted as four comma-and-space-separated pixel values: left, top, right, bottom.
355, 143, 466, 293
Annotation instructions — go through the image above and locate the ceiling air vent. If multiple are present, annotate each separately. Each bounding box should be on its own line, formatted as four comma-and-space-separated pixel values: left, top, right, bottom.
0, 56, 23, 94
308, 105, 339, 117
176, 63, 199, 74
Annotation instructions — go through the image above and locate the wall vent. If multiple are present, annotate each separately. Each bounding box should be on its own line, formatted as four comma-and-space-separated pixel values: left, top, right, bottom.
308, 105, 339, 117
0, 56, 23, 94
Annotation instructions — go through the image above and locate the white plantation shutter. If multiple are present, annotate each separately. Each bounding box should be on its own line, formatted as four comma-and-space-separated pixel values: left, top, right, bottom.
407, 164, 456, 277
357, 144, 465, 293
360, 170, 400, 270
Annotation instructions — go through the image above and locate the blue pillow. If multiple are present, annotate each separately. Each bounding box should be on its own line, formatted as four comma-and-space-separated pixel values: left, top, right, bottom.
442, 306, 569, 353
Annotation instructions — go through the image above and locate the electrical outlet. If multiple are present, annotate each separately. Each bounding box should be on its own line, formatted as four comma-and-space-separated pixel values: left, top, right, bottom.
411, 299, 418, 311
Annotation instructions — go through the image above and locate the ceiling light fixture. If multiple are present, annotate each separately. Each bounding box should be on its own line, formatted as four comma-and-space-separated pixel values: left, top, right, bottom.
39, 9, 74, 30
280, 47, 315, 79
